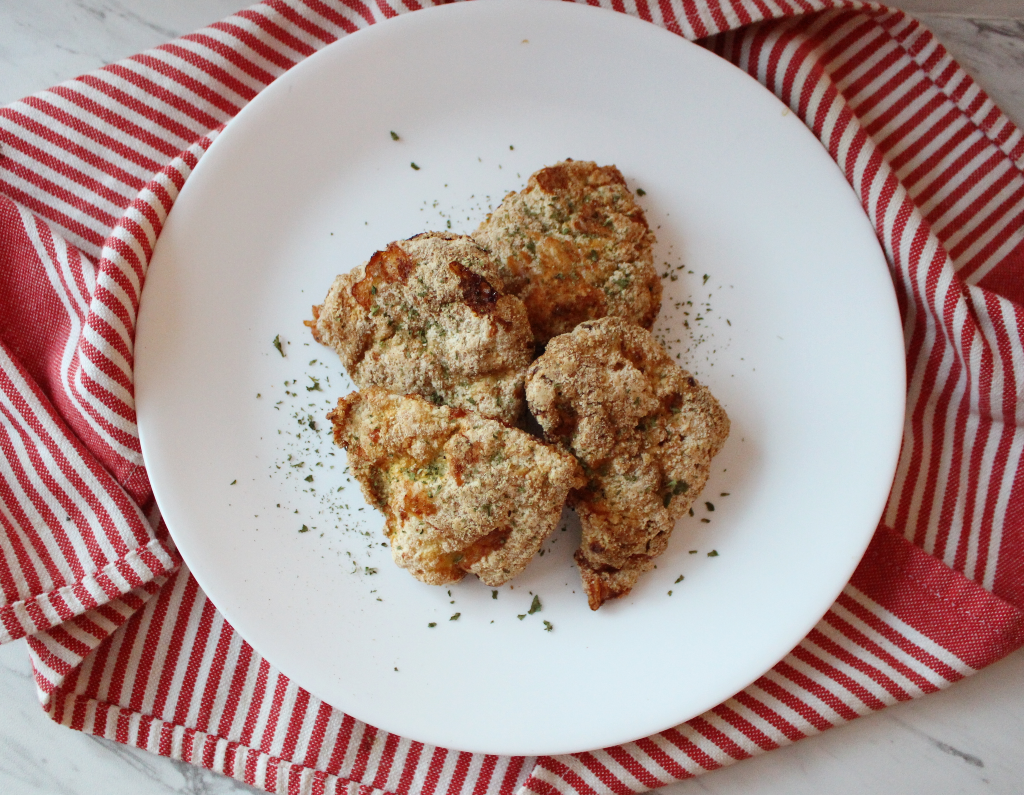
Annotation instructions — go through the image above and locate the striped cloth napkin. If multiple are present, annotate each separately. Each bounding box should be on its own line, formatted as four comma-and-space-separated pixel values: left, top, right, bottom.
1, 1, 1022, 793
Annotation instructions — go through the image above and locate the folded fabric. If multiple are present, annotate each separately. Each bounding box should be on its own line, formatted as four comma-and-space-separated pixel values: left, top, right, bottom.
1, 1, 1022, 793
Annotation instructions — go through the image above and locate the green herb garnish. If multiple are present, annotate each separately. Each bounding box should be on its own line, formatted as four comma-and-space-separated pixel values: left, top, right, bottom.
528, 595, 542, 614
708, 549, 719, 557
410, 162, 420, 170
450, 612, 461, 621
675, 575, 684, 584
273, 335, 285, 357
299, 524, 309, 533
543, 621, 553, 632
636, 188, 646, 196
390, 131, 400, 140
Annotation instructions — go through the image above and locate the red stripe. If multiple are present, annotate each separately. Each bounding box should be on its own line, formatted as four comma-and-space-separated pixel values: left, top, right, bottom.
257, 672, 291, 755
499, 756, 527, 794
98, 63, 227, 133
299, 0, 361, 35
893, 235, 949, 541
797, 632, 899, 707
604, 745, 667, 790
947, 181, 1024, 265
633, 735, 693, 781
954, 313, 995, 576
370, 732, 400, 790
13, 95, 167, 173
103, 597, 148, 707
279, 686, 311, 761
175, 33, 276, 90
157, 43, 263, 103
685, 716, 752, 762
901, 120, 978, 195
265, 0, 341, 44
205, 21, 300, 72
974, 293, 1020, 587
0, 111, 147, 194
732, 688, 807, 742
149, 571, 199, 719
194, 620, 236, 733
238, 655, 271, 748
217, 639, 255, 739
0, 407, 94, 582
323, 711, 358, 777
347, 723, 377, 784
300, 701, 334, 771
656, 0, 684, 37
420, 746, 448, 795
709, 703, 780, 752
472, 754, 498, 794
0, 127, 134, 212
529, 756, 598, 795
125, 572, 176, 712
918, 143, 1001, 214
447, 750, 473, 793
888, 108, 965, 177
933, 160, 1017, 247
235, 9, 319, 58
657, 726, 721, 772
0, 157, 118, 231
821, 612, 940, 696
960, 207, 1024, 281
772, 657, 860, 722
395, 740, 423, 793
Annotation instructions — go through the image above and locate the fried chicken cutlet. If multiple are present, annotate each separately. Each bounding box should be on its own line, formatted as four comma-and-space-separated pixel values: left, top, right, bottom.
309, 232, 533, 425
525, 317, 729, 610
328, 387, 584, 587
474, 160, 661, 345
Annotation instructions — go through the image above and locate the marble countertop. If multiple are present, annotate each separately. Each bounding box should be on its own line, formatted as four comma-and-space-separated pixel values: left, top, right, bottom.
2, 2, 1024, 794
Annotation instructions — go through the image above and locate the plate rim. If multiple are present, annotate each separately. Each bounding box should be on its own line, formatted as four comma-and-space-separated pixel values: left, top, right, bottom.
136, 0, 907, 756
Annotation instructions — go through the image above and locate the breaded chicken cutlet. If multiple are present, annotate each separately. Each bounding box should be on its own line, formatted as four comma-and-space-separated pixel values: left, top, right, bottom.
474, 159, 661, 345
525, 317, 729, 610
328, 387, 584, 587
309, 232, 533, 425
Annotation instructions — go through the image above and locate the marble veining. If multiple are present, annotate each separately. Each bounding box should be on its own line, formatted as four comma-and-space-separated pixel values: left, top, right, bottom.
1, 2, 1024, 794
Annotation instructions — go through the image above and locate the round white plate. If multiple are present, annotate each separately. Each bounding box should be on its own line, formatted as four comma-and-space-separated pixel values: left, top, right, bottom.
136, 0, 905, 756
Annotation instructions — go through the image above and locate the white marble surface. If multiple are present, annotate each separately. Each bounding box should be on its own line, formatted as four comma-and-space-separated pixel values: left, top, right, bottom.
2, 2, 1024, 794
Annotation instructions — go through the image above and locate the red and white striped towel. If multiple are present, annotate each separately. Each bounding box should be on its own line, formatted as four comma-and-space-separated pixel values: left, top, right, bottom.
1, 1, 1022, 793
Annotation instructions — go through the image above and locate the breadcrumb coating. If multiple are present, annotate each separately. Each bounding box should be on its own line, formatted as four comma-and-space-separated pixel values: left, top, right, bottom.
525, 317, 729, 609
474, 160, 660, 344
309, 232, 534, 424
328, 387, 584, 587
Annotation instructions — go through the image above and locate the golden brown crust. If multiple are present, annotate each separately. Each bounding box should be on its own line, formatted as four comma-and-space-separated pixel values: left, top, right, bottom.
328, 387, 585, 587
474, 160, 661, 344
311, 232, 534, 425
525, 317, 730, 609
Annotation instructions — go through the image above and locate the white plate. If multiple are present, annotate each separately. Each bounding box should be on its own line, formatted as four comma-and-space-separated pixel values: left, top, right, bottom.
136, 0, 905, 756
